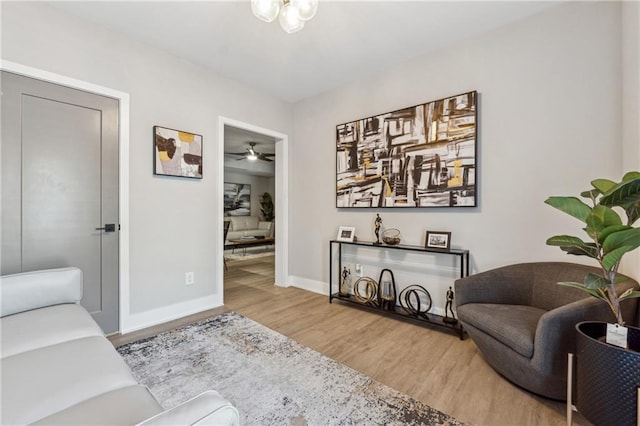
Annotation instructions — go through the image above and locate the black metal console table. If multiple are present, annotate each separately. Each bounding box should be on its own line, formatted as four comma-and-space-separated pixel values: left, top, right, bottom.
329, 239, 469, 339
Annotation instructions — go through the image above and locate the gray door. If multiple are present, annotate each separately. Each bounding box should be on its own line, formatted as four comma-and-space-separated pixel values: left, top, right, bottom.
1, 71, 120, 333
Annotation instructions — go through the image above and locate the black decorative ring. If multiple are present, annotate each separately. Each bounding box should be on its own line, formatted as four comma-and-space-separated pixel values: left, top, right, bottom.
399, 285, 432, 316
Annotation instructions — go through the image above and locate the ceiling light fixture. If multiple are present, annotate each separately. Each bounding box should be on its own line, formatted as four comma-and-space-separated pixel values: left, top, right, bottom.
251, 0, 318, 34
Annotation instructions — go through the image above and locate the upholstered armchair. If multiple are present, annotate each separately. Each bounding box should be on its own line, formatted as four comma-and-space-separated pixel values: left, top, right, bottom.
455, 262, 639, 400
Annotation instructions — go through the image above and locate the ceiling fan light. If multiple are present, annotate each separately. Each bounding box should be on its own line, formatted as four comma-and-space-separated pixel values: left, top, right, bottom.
251, 0, 281, 23
279, 2, 305, 34
247, 154, 258, 161
291, 0, 317, 21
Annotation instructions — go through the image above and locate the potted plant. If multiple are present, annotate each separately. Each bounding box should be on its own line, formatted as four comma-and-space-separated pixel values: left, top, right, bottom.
260, 192, 274, 222
546, 171, 640, 426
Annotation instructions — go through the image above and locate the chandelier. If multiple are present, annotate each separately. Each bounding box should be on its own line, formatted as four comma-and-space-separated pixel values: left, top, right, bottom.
251, 0, 318, 34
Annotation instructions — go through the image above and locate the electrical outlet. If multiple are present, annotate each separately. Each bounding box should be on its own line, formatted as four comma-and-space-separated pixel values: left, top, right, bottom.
355, 264, 363, 277
185, 272, 195, 286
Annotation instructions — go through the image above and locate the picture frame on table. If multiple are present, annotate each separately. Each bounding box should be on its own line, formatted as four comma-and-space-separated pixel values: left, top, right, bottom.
337, 226, 356, 243
425, 231, 451, 250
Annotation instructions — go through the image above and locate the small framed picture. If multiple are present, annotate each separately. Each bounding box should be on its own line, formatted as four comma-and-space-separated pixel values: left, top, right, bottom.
425, 231, 451, 250
337, 226, 356, 242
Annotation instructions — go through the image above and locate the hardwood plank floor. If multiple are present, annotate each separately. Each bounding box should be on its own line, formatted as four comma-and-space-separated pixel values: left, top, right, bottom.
111, 255, 589, 425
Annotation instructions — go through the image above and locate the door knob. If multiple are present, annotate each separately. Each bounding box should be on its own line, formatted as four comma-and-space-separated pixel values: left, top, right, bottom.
95, 224, 116, 232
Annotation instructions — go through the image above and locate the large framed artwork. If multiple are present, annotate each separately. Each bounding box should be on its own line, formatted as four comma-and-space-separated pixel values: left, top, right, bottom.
336, 91, 477, 208
224, 183, 251, 216
154, 125, 203, 179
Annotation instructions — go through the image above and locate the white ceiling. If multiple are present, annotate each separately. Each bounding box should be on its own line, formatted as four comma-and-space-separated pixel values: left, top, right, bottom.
48, 1, 563, 103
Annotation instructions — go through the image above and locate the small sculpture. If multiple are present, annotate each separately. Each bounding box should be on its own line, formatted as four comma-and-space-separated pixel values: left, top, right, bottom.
443, 286, 458, 324
339, 266, 351, 297
373, 213, 383, 245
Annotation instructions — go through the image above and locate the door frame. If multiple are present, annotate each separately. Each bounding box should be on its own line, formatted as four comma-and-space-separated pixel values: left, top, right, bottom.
218, 117, 289, 291
1, 60, 131, 333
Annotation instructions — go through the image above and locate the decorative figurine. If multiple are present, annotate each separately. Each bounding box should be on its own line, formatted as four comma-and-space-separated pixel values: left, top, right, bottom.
373, 213, 383, 245
443, 286, 458, 324
339, 266, 351, 297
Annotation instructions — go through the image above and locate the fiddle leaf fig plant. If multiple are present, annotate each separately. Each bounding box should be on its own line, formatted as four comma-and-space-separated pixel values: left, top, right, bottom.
260, 192, 274, 222
545, 171, 640, 325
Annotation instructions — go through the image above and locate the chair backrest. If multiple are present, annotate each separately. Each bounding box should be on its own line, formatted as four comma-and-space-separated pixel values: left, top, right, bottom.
223, 220, 231, 241
530, 262, 601, 311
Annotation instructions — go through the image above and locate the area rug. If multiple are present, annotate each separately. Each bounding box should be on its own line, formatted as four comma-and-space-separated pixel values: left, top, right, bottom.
117, 312, 464, 426
225, 247, 275, 261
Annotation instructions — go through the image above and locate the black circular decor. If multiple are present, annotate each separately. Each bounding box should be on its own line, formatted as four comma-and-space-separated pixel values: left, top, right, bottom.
398, 285, 432, 317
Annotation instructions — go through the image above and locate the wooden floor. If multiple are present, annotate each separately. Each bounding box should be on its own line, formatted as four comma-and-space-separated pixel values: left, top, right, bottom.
112, 255, 588, 426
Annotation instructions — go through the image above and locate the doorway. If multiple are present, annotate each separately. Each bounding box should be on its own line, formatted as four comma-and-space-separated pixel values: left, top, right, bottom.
218, 117, 289, 299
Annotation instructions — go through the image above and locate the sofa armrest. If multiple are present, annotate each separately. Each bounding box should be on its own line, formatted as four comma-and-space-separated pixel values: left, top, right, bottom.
137, 391, 239, 426
1, 267, 83, 317
532, 277, 638, 374
258, 221, 272, 231
455, 263, 534, 307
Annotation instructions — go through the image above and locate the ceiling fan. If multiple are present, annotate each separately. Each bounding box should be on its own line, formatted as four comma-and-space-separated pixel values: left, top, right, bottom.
227, 142, 275, 162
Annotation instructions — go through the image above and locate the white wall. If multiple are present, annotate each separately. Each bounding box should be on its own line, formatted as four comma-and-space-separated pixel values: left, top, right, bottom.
290, 2, 636, 301
622, 0, 640, 280
1, 2, 292, 331
224, 172, 276, 219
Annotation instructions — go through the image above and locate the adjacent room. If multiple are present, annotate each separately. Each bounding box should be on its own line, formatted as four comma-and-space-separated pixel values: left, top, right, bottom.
1, 1, 639, 425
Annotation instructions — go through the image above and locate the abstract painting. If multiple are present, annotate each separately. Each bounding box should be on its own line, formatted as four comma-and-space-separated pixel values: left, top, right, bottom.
224, 183, 251, 216
154, 126, 202, 178
336, 91, 477, 208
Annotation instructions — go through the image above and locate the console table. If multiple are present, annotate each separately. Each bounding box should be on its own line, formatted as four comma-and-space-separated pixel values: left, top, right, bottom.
329, 239, 469, 339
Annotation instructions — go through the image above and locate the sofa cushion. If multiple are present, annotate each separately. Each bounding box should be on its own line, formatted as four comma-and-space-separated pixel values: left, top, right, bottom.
457, 303, 545, 358
1, 304, 104, 358
32, 385, 162, 425
229, 216, 258, 231
1, 336, 139, 425
1, 267, 82, 317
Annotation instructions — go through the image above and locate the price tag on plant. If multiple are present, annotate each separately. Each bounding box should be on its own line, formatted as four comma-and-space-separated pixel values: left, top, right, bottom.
606, 323, 628, 348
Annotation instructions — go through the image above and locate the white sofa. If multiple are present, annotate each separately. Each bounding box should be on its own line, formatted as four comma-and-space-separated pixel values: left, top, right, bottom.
225, 216, 273, 243
0, 267, 239, 425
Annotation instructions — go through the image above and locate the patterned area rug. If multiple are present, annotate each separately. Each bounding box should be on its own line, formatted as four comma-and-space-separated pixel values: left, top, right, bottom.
117, 312, 464, 426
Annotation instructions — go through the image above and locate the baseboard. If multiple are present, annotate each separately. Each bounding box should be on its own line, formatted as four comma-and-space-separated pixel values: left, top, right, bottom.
121, 295, 223, 334
288, 275, 329, 295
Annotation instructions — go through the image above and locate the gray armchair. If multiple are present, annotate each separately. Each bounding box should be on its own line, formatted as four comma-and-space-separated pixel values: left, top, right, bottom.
455, 262, 639, 400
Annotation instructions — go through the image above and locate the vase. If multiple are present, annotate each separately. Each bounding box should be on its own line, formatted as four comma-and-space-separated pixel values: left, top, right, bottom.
575, 321, 640, 426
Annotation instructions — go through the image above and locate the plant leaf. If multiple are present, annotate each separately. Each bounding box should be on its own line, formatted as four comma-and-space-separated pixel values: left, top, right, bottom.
584, 272, 611, 289
580, 189, 600, 199
602, 227, 640, 253
560, 245, 599, 258
585, 205, 623, 239
597, 224, 631, 244
545, 197, 591, 223
547, 235, 599, 258
600, 177, 640, 207
619, 289, 640, 301
624, 203, 640, 226
622, 171, 640, 182
602, 246, 634, 271
591, 179, 617, 194
558, 281, 608, 301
